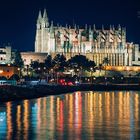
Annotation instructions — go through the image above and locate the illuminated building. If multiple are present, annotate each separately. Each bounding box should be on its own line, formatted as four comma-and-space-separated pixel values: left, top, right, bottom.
0, 45, 21, 66
21, 52, 47, 66
0, 45, 12, 64
0, 45, 21, 79
0, 64, 20, 79
32, 9, 139, 66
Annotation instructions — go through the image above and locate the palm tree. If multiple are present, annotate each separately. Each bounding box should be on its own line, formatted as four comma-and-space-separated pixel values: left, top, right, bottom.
52, 54, 67, 83
13, 50, 24, 78
30, 61, 40, 76
98, 63, 103, 76
102, 57, 110, 77
86, 60, 96, 83
44, 55, 54, 82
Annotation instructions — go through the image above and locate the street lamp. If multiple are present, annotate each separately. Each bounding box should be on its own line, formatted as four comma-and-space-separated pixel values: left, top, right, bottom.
90, 67, 93, 84
17, 67, 21, 81
76, 68, 80, 82
105, 77, 107, 85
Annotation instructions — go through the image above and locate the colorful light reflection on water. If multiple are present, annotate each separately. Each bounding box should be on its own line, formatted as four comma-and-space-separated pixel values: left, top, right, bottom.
0, 91, 140, 140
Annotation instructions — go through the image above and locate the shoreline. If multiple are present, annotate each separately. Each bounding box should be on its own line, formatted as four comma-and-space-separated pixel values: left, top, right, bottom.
0, 84, 140, 103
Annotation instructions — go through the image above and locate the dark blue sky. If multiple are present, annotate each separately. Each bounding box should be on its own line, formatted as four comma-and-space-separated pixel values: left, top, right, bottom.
0, 0, 140, 51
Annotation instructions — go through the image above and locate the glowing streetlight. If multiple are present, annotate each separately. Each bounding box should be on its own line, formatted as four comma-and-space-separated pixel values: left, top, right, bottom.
0, 70, 3, 74
90, 67, 93, 71
90, 67, 94, 83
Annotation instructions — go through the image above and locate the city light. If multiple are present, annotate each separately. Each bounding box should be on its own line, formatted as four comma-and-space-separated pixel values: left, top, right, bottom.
0, 1, 140, 140
0, 70, 3, 74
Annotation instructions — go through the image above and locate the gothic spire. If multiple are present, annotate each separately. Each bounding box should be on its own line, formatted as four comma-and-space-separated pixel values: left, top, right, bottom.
37, 10, 42, 29
66, 24, 68, 29
37, 10, 42, 22
42, 9, 49, 27
93, 24, 96, 30
118, 24, 121, 30
112, 25, 115, 30
85, 24, 87, 30
102, 25, 104, 30
50, 21, 54, 35
74, 24, 77, 29
110, 25, 112, 30
89, 25, 91, 31
51, 21, 53, 27
43, 9, 48, 19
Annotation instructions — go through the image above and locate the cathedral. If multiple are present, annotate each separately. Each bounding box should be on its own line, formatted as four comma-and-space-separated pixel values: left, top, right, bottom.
34, 9, 139, 66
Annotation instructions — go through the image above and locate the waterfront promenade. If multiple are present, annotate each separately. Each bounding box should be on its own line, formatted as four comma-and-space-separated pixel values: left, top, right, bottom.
0, 82, 140, 103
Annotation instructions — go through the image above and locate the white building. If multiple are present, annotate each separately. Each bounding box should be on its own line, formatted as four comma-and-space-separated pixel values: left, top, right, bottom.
0, 45, 12, 64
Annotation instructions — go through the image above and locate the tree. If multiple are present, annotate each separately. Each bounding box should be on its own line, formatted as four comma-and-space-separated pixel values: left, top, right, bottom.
30, 61, 40, 69
13, 50, 24, 78
68, 55, 96, 70
103, 57, 110, 65
53, 54, 67, 72
52, 54, 67, 83
86, 60, 96, 71
13, 51, 24, 68
30, 61, 40, 77
67, 55, 96, 80
86, 60, 96, 83
98, 63, 103, 76
102, 57, 110, 77
44, 55, 55, 82
68, 55, 88, 68
44, 55, 53, 69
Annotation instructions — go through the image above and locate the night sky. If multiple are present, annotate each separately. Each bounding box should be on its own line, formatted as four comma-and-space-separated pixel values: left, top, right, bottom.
0, 0, 140, 51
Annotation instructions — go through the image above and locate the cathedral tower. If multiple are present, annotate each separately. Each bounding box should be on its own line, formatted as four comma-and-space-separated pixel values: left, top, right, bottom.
35, 9, 50, 53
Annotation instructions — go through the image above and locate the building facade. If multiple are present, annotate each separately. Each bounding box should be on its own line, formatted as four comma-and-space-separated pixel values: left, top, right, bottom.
0, 64, 20, 79
0, 45, 20, 65
21, 52, 48, 66
0, 45, 12, 64
34, 9, 139, 66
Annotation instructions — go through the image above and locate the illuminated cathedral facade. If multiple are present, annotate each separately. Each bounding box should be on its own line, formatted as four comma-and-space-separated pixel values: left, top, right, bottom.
35, 9, 139, 66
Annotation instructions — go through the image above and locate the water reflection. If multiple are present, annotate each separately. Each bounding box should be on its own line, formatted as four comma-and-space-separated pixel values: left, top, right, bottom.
0, 91, 140, 139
